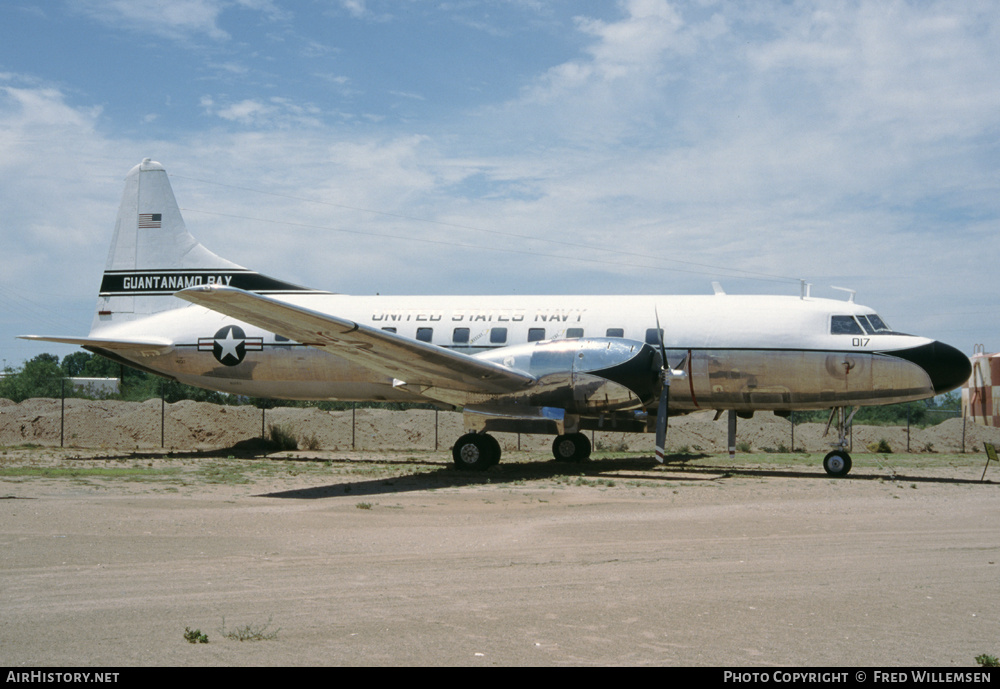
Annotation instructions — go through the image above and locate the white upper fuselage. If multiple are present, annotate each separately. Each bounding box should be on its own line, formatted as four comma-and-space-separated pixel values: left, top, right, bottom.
97, 291, 912, 352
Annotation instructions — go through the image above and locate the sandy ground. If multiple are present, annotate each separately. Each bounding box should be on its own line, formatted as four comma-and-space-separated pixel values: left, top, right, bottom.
1, 446, 998, 667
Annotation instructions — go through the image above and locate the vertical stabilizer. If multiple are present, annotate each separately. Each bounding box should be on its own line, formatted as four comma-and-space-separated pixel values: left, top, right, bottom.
104, 158, 242, 274
94, 159, 245, 328
92, 159, 318, 333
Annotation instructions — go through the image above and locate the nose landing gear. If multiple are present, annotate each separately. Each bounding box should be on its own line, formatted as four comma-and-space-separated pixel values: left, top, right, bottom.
821, 406, 857, 477
822, 449, 852, 477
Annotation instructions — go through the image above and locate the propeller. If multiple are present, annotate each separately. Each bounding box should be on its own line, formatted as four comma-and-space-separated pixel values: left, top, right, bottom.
654, 309, 670, 463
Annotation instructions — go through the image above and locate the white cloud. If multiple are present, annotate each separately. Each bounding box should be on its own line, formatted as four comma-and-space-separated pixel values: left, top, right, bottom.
70, 0, 231, 40
199, 95, 324, 127
335, 0, 392, 22
215, 98, 274, 123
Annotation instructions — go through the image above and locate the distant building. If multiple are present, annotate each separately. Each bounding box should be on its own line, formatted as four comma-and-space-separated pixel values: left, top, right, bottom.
67, 377, 120, 396
963, 347, 1000, 427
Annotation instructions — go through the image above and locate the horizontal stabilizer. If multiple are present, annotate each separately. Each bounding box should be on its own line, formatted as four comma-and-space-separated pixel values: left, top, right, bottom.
176, 285, 536, 394
19, 335, 174, 358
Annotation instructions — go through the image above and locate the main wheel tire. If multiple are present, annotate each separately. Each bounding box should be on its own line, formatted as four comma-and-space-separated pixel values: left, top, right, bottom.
552, 433, 592, 462
452, 433, 499, 470
822, 450, 852, 477
480, 434, 502, 467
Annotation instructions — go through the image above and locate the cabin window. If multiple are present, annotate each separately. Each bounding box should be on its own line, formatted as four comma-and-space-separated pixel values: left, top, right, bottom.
645, 328, 663, 346
528, 328, 546, 342
606, 328, 624, 338
452, 327, 470, 344
490, 327, 508, 344
831, 316, 863, 335
381, 327, 396, 334
416, 327, 433, 342
566, 328, 584, 338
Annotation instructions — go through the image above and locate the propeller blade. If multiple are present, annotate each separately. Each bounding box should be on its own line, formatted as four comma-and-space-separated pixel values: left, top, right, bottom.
654, 308, 668, 369
655, 375, 669, 463
654, 308, 669, 463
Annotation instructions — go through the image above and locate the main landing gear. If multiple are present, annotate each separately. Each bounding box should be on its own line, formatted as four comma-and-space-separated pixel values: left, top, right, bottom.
451, 431, 594, 470
452, 433, 501, 471
551, 433, 592, 462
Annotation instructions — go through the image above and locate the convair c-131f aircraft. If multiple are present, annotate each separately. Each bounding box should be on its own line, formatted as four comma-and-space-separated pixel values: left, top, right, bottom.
24, 159, 971, 476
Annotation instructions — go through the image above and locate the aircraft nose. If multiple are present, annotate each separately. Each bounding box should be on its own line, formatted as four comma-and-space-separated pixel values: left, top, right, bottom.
891, 341, 971, 394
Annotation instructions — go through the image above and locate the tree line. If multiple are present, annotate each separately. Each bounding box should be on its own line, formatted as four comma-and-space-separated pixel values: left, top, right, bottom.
0, 352, 423, 411
1, 351, 961, 425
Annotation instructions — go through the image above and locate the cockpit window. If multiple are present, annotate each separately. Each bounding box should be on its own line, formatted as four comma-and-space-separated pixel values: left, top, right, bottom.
831, 316, 864, 335
862, 314, 894, 334
832, 314, 896, 336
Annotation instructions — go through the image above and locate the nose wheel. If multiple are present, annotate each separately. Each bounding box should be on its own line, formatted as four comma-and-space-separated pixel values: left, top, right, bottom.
821, 406, 857, 477
822, 450, 852, 477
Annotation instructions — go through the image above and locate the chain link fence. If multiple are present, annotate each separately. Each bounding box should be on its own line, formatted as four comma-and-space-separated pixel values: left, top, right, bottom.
0, 387, 467, 452
0, 380, 986, 455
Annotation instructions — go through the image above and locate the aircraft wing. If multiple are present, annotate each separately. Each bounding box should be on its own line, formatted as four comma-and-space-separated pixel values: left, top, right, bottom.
176, 285, 536, 394
19, 335, 174, 357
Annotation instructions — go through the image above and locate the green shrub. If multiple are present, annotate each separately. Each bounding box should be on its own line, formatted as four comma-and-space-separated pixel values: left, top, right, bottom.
866, 438, 892, 453
184, 627, 208, 644
268, 424, 298, 451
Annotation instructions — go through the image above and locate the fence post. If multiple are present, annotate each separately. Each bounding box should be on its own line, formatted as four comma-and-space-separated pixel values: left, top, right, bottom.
352, 403, 356, 450
906, 407, 911, 452
60, 379, 65, 448
161, 381, 165, 448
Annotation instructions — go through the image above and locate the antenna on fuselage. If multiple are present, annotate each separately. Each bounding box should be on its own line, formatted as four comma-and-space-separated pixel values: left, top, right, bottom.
831, 286, 857, 303
800, 280, 812, 300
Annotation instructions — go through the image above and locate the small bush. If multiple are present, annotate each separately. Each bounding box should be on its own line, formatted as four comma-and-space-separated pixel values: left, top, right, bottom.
184, 627, 209, 644
300, 432, 321, 450
595, 438, 630, 452
268, 424, 298, 451
867, 438, 892, 454
975, 654, 998, 667
220, 616, 280, 642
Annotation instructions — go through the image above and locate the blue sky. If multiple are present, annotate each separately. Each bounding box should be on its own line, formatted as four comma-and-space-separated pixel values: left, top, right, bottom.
2, 0, 999, 367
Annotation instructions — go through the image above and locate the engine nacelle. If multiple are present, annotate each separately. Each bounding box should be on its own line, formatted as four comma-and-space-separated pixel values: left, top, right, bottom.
473, 337, 661, 413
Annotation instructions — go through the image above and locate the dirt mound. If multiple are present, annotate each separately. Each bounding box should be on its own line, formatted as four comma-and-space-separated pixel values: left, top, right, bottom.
3, 397, 999, 454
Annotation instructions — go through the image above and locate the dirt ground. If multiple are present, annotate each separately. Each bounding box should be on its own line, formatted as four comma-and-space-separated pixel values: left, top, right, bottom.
1, 444, 998, 667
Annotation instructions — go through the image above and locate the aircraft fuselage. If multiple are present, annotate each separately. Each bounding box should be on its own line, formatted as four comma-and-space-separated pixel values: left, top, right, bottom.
91, 291, 965, 415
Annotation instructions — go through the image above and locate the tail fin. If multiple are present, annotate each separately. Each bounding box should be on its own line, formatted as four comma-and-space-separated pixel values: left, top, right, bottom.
93, 158, 316, 332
